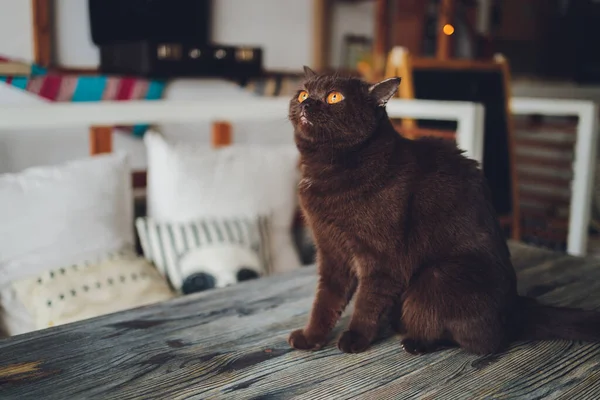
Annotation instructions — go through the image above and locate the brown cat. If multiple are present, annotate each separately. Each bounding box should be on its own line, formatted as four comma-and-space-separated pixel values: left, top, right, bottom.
287, 66, 600, 355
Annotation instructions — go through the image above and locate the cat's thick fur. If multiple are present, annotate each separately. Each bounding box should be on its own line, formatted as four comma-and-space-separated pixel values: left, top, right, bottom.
287, 66, 600, 355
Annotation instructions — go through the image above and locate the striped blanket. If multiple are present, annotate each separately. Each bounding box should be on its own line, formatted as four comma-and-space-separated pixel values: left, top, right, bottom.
0, 57, 166, 136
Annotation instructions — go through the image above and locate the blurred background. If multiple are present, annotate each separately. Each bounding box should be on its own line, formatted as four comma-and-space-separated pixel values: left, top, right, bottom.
4, 1, 600, 79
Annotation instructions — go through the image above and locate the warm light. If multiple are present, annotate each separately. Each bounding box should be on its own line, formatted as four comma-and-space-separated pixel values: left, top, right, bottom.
443, 24, 455, 36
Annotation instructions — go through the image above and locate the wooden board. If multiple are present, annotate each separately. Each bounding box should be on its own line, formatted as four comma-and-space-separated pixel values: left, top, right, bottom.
312, 0, 331, 71
89, 126, 113, 155
390, 52, 520, 240
436, 0, 456, 60
31, 0, 53, 67
1, 242, 600, 399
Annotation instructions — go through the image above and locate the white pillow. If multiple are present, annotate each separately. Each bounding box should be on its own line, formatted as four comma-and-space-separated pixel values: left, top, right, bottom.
144, 131, 301, 273
0, 152, 133, 286
3, 250, 174, 336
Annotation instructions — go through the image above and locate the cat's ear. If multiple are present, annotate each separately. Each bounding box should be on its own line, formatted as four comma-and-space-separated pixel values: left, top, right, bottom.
369, 77, 401, 107
303, 65, 317, 79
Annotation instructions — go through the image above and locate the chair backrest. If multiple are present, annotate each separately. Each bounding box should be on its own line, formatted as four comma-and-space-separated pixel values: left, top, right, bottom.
511, 98, 599, 256
512, 115, 573, 250
386, 47, 520, 241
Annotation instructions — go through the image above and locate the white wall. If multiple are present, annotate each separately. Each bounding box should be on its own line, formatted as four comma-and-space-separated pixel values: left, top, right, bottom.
0, 0, 34, 61
54, 0, 100, 68
212, 0, 313, 71
54, 0, 315, 71
329, 1, 375, 68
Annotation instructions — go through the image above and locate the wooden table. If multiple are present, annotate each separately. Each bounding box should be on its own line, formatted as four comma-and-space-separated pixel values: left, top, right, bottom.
2, 242, 600, 399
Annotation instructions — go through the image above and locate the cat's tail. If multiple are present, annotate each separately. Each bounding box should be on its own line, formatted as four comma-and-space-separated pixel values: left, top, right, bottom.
516, 296, 600, 342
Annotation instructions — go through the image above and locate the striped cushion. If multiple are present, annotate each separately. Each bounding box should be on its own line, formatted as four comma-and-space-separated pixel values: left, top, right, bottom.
136, 216, 272, 293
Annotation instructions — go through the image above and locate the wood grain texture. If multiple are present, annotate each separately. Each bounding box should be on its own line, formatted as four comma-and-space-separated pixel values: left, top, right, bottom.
1, 242, 600, 399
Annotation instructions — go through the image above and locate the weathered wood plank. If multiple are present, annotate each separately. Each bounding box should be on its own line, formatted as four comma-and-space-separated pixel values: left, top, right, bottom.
1, 242, 600, 399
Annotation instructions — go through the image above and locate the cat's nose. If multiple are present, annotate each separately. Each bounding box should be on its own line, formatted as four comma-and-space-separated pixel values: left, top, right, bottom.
302, 99, 315, 110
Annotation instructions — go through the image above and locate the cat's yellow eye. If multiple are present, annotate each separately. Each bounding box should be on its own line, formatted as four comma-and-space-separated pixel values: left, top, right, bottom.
298, 91, 309, 103
327, 91, 344, 104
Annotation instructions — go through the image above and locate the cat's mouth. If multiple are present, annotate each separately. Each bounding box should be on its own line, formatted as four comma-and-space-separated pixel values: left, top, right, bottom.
299, 110, 313, 126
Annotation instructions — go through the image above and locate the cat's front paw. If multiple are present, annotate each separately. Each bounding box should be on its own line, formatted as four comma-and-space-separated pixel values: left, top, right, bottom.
337, 330, 370, 353
288, 329, 325, 351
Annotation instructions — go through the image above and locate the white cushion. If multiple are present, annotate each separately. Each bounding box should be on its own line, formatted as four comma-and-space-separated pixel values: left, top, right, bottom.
0, 287, 34, 337
136, 215, 272, 292
0, 152, 133, 286
144, 131, 301, 273
3, 251, 174, 335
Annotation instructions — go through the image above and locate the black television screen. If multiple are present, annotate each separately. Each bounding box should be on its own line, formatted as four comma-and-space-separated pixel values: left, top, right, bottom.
89, 0, 212, 45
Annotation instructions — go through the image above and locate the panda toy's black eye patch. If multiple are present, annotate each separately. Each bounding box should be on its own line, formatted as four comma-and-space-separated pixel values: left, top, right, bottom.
182, 272, 216, 294
237, 268, 259, 282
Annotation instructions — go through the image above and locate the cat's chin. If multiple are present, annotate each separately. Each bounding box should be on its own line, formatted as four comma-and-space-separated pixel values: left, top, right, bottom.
294, 121, 315, 139
300, 116, 313, 126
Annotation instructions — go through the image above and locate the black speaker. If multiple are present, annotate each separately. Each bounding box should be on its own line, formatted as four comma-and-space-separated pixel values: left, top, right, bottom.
88, 0, 212, 45
100, 41, 263, 80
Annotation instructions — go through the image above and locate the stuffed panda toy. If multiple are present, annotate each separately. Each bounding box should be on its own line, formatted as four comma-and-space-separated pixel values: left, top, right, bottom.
177, 244, 263, 295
